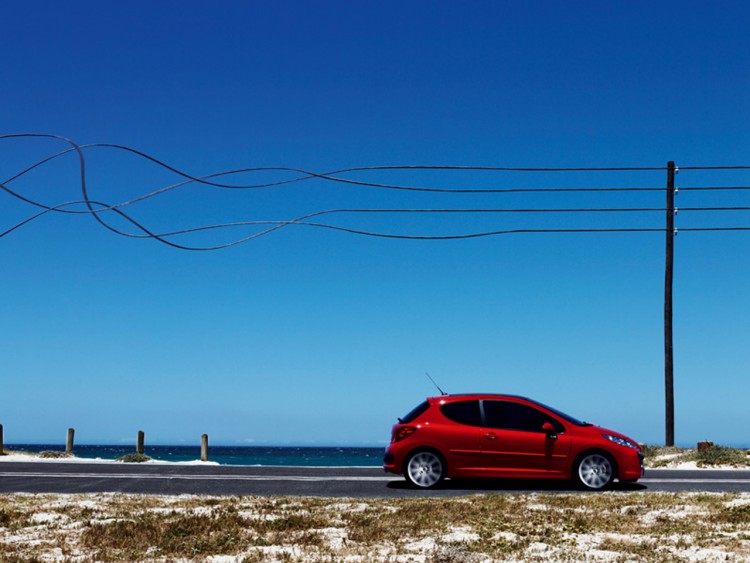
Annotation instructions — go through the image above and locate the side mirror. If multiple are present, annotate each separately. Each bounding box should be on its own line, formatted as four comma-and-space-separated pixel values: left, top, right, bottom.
542, 422, 558, 439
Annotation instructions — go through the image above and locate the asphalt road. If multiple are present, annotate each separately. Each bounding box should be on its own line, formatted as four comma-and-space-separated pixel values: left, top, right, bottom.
2, 462, 750, 497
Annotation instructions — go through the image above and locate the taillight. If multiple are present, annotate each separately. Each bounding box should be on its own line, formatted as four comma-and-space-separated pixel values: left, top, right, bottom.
393, 426, 417, 443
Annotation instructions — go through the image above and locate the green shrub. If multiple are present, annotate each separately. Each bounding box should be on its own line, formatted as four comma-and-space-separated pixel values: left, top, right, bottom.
116, 453, 152, 463
695, 445, 749, 467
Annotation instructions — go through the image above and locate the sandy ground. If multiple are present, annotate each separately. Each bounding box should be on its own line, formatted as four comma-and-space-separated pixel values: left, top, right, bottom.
0, 491, 748, 562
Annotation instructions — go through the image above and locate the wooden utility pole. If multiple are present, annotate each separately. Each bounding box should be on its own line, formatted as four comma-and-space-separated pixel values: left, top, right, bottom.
665, 161, 676, 446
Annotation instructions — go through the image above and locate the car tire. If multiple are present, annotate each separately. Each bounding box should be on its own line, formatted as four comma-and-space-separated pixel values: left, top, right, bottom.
574, 452, 615, 490
404, 450, 445, 489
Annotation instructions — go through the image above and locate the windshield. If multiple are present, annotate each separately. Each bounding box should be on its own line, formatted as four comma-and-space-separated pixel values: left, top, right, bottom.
527, 398, 591, 426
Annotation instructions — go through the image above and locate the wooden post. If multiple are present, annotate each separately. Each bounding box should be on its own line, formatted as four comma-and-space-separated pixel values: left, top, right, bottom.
664, 161, 676, 447
697, 441, 714, 453
136, 430, 145, 455
201, 434, 209, 462
66, 428, 75, 454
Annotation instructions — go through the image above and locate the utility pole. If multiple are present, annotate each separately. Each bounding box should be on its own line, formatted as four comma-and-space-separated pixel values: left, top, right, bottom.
664, 161, 676, 446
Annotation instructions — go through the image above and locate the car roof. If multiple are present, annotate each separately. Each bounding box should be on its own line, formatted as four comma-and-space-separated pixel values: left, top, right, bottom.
431, 393, 531, 401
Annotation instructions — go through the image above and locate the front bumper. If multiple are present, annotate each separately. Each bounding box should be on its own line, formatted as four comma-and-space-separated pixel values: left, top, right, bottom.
619, 451, 645, 481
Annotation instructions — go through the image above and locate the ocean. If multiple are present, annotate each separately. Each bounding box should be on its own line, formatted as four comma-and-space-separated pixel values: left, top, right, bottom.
5, 444, 385, 466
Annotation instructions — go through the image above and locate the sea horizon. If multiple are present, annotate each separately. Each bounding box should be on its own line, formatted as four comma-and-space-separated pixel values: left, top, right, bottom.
2, 443, 386, 467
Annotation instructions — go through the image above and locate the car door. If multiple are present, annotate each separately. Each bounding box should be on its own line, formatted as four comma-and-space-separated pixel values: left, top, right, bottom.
479, 399, 571, 476
435, 399, 485, 473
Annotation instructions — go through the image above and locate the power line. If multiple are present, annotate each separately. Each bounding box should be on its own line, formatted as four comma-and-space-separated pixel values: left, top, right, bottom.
679, 165, 750, 170
5, 188, 750, 249
2, 134, 750, 250
4, 133, 749, 194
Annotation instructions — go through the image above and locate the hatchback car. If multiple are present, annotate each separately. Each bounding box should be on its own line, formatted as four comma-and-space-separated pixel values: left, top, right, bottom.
383, 394, 643, 490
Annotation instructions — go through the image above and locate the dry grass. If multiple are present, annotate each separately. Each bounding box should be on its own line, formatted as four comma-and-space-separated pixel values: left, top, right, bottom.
0, 492, 748, 561
643, 444, 750, 468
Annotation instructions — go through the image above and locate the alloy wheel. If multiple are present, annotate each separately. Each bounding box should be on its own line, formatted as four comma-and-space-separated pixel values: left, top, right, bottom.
577, 453, 614, 490
405, 451, 444, 488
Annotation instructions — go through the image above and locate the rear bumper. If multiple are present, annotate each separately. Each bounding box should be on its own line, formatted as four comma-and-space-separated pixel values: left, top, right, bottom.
383, 451, 400, 474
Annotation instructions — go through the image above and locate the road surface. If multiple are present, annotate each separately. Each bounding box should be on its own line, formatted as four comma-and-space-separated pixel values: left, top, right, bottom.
1, 462, 750, 497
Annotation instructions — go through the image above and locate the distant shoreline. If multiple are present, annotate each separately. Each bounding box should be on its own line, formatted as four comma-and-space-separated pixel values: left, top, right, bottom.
0, 443, 385, 467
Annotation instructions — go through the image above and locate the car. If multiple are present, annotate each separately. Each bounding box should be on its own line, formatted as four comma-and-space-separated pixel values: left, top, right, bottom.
383, 393, 643, 490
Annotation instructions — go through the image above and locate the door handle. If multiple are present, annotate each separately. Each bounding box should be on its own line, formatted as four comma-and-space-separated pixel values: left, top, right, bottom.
484, 433, 498, 440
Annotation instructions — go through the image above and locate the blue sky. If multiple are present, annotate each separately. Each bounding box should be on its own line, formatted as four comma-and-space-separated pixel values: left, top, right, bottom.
1, 1, 748, 447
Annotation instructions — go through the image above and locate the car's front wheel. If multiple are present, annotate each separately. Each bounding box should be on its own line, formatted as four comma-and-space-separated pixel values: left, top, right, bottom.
575, 452, 615, 490
404, 450, 445, 489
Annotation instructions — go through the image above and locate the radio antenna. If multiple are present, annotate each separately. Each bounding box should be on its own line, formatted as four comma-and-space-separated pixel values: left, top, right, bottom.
426, 372, 448, 395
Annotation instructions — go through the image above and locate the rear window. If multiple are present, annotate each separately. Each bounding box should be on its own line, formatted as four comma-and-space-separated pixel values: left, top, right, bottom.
440, 400, 481, 426
399, 400, 430, 423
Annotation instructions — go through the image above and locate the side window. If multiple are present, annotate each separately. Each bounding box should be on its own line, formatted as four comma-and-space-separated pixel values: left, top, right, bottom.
483, 400, 564, 433
440, 400, 481, 426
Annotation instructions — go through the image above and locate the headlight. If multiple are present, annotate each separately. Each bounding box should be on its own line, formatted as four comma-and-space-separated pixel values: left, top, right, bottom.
602, 434, 638, 449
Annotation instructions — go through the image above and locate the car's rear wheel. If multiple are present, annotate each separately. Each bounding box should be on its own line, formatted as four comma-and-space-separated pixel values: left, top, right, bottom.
575, 452, 615, 490
404, 450, 445, 488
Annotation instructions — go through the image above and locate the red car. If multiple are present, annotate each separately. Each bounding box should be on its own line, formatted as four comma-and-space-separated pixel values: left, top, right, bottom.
383, 394, 643, 490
